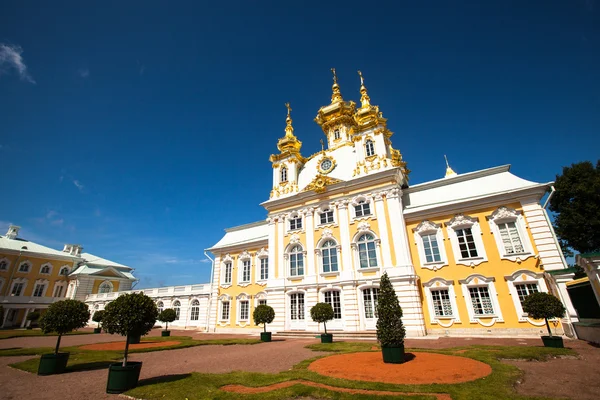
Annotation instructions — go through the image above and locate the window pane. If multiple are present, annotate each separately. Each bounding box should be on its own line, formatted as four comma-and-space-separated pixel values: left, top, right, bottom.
431, 289, 453, 316
515, 283, 539, 305
469, 286, 494, 315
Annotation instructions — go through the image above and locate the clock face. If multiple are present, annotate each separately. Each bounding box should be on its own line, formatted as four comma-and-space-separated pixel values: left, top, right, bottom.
320, 159, 332, 171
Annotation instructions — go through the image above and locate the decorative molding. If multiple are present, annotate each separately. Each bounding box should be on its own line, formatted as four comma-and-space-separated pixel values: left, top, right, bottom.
446, 214, 478, 229
357, 221, 371, 232
321, 228, 334, 239
256, 247, 269, 258
413, 220, 440, 234
488, 206, 520, 222
289, 233, 301, 244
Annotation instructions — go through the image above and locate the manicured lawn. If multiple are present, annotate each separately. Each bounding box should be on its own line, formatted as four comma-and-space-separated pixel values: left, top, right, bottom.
6, 336, 260, 373
125, 342, 576, 400
0, 329, 92, 340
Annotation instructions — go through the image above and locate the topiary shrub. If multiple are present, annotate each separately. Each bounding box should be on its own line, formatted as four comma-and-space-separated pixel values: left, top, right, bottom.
310, 302, 334, 335
0, 305, 4, 328
92, 310, 105, 329
26, 311, 41, 328
158, 309, 177, 331
522, 292, 566, 337
253, 305, 275, 333
102, 292, 158, 366
39, 300, 91, 354
376, 272, 406, 347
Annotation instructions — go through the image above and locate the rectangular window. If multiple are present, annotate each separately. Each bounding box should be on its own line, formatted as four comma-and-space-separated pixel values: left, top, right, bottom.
12, 283, 24, 296
363, 288, 379, 319
221, 302, 230, 320
19, 264, 29, 272
290, 253, 304, 276
242, 260, 251, 282
224, 262, 232, 284
190, 306, 200, 321
240, 300, 249, 321
431, 289, 453, 317
260, 258, 268, 280
498, 222, 525, 255
456, 228, 478, 258
289, 217, 302, 230
290, 293, 305, 320
515, 283, 539, 305
320, 210, 334, 224
469, 286, 494, 315
322, 247, 339, 273
258, 299, 267, 306
422, 234, 442, 263
53, 285, 64, 297
324, 291, 342, 319
355, 202, 371, 217
33, 284, 45, 297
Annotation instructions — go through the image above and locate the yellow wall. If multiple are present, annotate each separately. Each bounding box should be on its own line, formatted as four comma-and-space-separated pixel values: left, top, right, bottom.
405, 202, 547, 331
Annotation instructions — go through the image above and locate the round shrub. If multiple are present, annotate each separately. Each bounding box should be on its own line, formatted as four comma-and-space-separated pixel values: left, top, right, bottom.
92, 310, 105, 327
376, 273, 406, 347
158, 308, 177, 331
27, 311, 41, 322
522, 292, 566, 337
39, 299, 91, 354
310, 302, 334, 334
253, 305, 275, 332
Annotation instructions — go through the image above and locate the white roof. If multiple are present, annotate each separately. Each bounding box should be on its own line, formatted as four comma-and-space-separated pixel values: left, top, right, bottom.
209, 221, 268, 250
404, 165, 549, 214
70, 264, 136, 279
81, 252, 131, 269
0, 236, 78, 259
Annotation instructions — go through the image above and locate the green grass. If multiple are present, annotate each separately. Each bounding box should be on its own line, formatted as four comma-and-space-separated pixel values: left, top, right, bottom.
0, 329, 92, 340
124, 342, 577, 400
7, 336, 261, 373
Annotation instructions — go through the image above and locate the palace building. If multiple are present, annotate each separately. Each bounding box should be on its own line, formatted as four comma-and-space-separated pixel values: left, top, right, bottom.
204, 70, 578, 337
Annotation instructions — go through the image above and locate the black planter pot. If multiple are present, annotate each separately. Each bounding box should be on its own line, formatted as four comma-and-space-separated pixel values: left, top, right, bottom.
129, 334, 141, 344
38, 352, 70, 375
541, 335, 564, 348
381, 344, 405, 364
260, 332, 272, 342
320, 334, 333, 344
161, 330, 171, 337
94, 328, 102, 334
26, 326, 33, 330
106, 361, 143, 394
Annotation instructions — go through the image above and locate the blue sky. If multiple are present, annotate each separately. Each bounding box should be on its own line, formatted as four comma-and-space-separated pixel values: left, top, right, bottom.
0, 1, 598, 288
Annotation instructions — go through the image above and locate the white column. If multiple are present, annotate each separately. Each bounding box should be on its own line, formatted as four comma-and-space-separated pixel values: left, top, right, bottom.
277, 215, 285, 278
336, 200, 353, 272
208, 255, 221, 332
267, 217, 277, 280
386, 188, 413, 269
20, 308, 30, 328
373, 192, 393, 268
305, 208, 316, 276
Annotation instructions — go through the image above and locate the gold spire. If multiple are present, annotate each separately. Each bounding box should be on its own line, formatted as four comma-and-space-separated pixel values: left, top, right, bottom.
331, 68, 343, 103
444, 155, 457, 177
276, 102, 302, 154
284, 102, 294, 136
357, 70, 371, 108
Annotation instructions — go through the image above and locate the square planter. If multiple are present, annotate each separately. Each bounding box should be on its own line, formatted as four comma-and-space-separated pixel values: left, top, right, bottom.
381, 344, 405, 364
38, 352, 70, 375
260, 332, 272, 342
161, 330, 171, 337
541, 335, 564, 348
129, 334, 141, 344
320, 334, 333, 343
94, 328, 102, 334
106, 361, 143, 394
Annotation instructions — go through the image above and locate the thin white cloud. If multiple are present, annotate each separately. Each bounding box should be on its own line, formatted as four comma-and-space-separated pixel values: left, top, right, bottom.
46, 210, 58, 219
0, 43, 35, 83
50, 219, 64, 226
78, 68, 90, 78
73, 180, 84, 192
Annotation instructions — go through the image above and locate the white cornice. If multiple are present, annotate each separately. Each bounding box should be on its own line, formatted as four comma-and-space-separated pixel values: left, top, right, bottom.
404, 165, 513, 194
0, 248, 79, 262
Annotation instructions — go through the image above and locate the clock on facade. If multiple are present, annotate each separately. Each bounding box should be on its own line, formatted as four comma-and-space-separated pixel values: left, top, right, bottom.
319, 157, 335, 174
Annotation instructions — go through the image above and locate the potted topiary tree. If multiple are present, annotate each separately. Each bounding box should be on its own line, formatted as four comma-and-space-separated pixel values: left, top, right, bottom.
310, 302, 334, 343
376, 272, 406, 363
38, 299, 90, 375
102, 292, 158, 394
522, 292, 566, 348
26, 311, 40, 329
158, 309, 177, 337
253, 304, 275, 342
92, 310, 105, 334
0, 305, 4, 328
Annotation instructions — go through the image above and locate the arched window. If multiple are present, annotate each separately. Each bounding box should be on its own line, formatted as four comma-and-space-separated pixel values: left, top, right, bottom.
60, 267, 70, 276
40, 265, 51, 274
0, 261, 7, 270
321, 240, 338, 273
281, 166, 288, 182
19, 262, 30, 273
365, 139, 375, 157
357, 234, 378, 268
190, 299, 200, 321
173, 300, 181, 320
289, 245, 304, 277
98, 281, 113, 294
157, 301, 164, 313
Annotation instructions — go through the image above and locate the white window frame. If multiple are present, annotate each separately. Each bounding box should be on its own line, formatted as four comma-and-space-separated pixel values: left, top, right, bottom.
504, 269, 548, 325
289, 291, 306, 321
285, 243, 306, 278
18, 261, 31, 273
59, 265, 71, 276
351, 228, 382, 271
238, 250, 252, 286
333, 128, 340, 140
315, 237, 341, 275
98, 280, 113, 294
445, 214, 488, 267
236, 293, 251, 326
255, 247, 269, 283
221, 254, 234, 287
172, 300, 181, 320
190, 299, 200, 321
413, 220, 448, 271
280, 166, 288, 183
255, 291, 267, 308
487, 206, 534, 262
218, 295, 231, 324
10, 278, 27, 296
39, 262, 53, 275
32, 279, 49, 297
287, 212, 303, 232
365, 139, 375, 157
459, 274, 504, 325
53, 282, 67, 298
0, 257, 10, 271
322, 289, 342, 320
422, 278, 461, 326
350, 195, 375, 221
157, 301, 164, 314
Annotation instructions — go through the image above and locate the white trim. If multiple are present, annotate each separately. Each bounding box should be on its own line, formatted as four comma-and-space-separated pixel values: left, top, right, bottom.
315, 235, 341, 275
235, 293, 251, 326
504, 269, 548, 325
221, 254, 234, 287
39, 262, 53, 275
445, 214, 488, 267
319, 287, 344, 330
59, 265, 71, 276
357, 284, 380, 330
52, 281, 67, 298
350, 195, 376, 222
237, 250, 252, 286
286, 210, 304, 234
32, 279, 50, 297
218, 294, 231, 325
98, 280, 114, 294
459, 274, 504, 325
9, 278, 28, 296
487, 206, 535, 262
255, 248, 269, 283
351, 229, 382, 271
0, 257, 10, 271
412, 220, 448, 271
17, 260, 31, 273
422, 277, 461, 326
315, 203, 338, 227
285, 242, 306, 279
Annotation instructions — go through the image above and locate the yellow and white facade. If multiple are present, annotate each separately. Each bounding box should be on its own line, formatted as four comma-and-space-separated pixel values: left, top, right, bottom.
206, 70, 578, 337
0, 225, 137, 328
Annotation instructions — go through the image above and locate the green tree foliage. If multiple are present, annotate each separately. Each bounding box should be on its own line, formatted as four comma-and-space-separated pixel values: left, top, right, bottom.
0, 305, 4, 327
310, 303, 334, 335
92, 310, 105, 328
522, 292, 566, 337
549, 160, 600, 254
376, 273, 406, 347
158, 309, 177, 331
253, 305, 275, 333
26, 311, 41, 327
39, 300, 91, 354
102, 293, 158, 366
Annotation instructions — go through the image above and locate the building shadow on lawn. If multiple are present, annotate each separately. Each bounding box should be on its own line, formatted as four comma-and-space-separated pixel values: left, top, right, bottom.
66, 361, 116, 373
137, 374, 192, 387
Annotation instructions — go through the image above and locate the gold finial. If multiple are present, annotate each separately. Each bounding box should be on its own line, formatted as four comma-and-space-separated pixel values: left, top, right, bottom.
331, 68, 338, 84
284, 102, 294, 136
444, 155, 457, 177
330, 67, 343, 103
320, 139, 325, 153
357, 70, 371, 108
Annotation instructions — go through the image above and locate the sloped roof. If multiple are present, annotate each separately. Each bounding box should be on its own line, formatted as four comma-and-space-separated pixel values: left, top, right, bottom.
81, 252, 131, 269
0, 236, 78, 259
208, 221, 268, 251
70, 264, 136, 280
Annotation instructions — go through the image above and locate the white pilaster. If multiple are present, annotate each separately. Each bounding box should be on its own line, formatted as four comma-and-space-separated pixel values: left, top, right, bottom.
267, 217, 277, 279
386, 188, 413, 270
336, 200, 353, 272
373, 192, 393, 268
277, 216, 285, 278
305, 208, 316, 276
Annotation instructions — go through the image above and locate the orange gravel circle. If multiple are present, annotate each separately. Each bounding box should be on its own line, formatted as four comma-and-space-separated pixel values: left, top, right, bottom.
309, 352, 492, 384
79, 340, 181, 351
